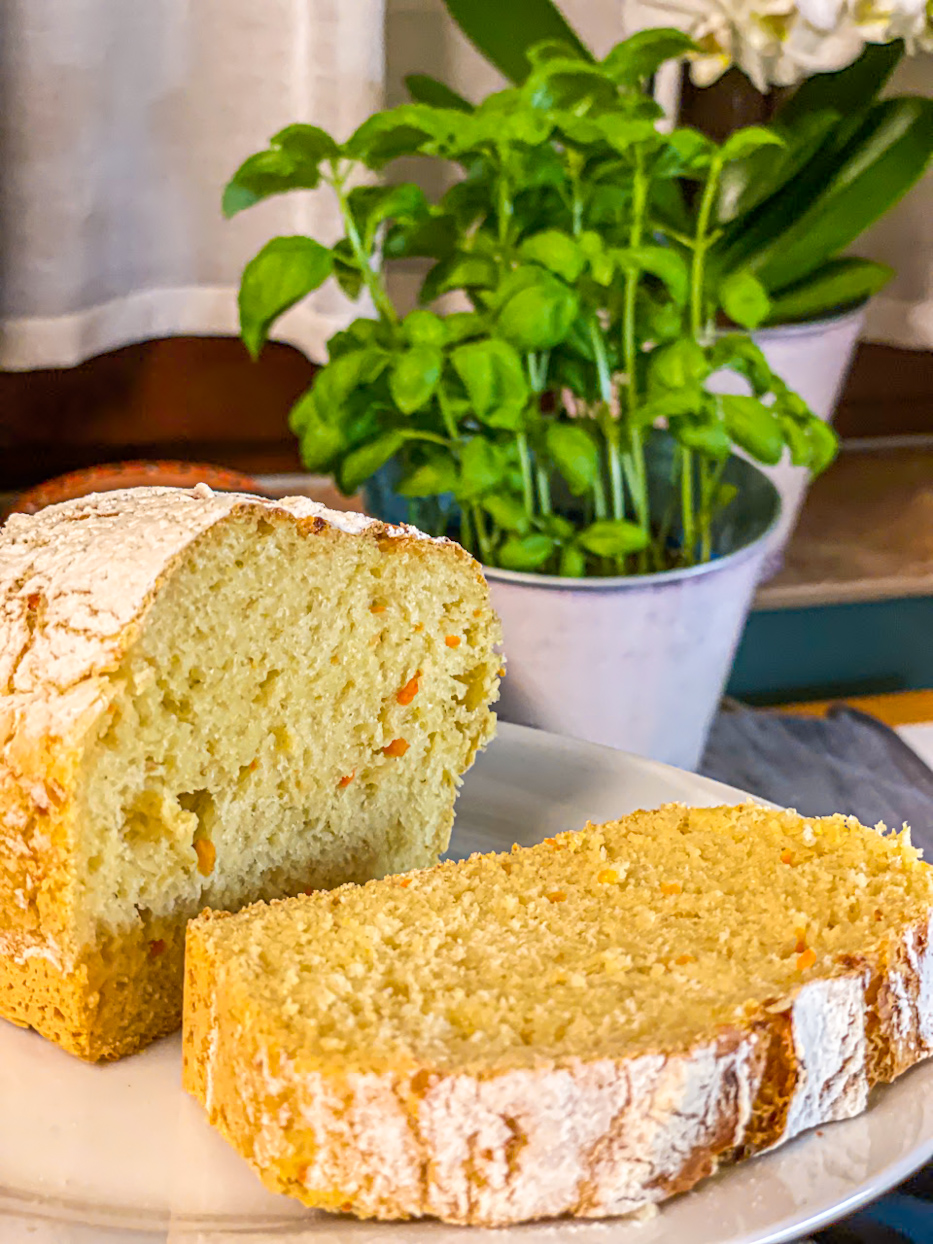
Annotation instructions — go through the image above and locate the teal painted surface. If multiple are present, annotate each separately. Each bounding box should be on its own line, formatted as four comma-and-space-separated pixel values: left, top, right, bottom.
727, 596, 933, 704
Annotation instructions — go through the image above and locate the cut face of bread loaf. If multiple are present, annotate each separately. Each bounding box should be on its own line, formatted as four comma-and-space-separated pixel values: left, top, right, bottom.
184, 803, 933, 1227
0, 487, 500, 1061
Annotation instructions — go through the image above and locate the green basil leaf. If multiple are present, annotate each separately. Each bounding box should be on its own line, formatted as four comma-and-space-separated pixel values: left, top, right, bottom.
497, 272, 578, 350
442, 311, 486, 343
498, 533, 556, 571
720, 269, 771, 329
546, 422, 599, 495
288, 391, 345, 471
396, 451, 459, 496
519, 230, 585, 283
401, 309, 447, 347
778, 415, 814, 467
602, 29, 697, 85
615, 246, 690, 305
338, 431, 406, 494
720, 126, 785, 163
807, 417, 839, 474
636, 388, 705, 424
315, 347, 390, 406
270, 123, 341, 164
647, 339, 710, 390
595, 116, 661, 154
452, 339, 529, 416
326, 317, 383, 360
654, 127, 715, 178
389, 345, 443, 414
709, 335, 774, 395
238, 237, 333, 360
578, 519, 649, 557
459, 438, 505, 499
721, 394, 784, 465
421, 253, 498, 303
483, 493, 529, 532
223, 149, 321, 218
668, 415, 732, 458
345, 106, 436, 169
559, 542, 586, 577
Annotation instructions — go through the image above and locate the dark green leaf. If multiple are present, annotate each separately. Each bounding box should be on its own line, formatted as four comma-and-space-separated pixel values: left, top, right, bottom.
331, 239, 365, 300
441, 0, 592, 84
289, 390, 345, 471
404, 74, 474, 111
401, 309, 446, 347
452, 339, 529, 417
421, 253, 498, 303
384, 211, 459, 261
497, 272, 578, 350
546, 422, 599, 495
750, 99, 933, 291
483, 493, 529, 532
716, 111, 840, 225
498, 533, 556, 571
519, 230, 585, 282
721, 394, 784, 465
238, 237, 333, 359
348, 184, 429, 245
397, 451, 459, 496
326, 317, 383, 359
390, 345, 443, 414
766, 258, 893, 323
223, 149, 321, 217
720, 127, 785, 164
778, 40, 903, 127
720, 269, 771, 329
648, 339, 709, 390
602, 29, 697, 85
339, 432, 406, 494
559, 543, 586, 577
579, 519, 649, 557
459, 438, 504, 499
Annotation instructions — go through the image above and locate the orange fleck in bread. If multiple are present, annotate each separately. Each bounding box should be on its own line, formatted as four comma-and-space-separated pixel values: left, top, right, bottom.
183, 803, 933, 1226
0, 486, 500, 1061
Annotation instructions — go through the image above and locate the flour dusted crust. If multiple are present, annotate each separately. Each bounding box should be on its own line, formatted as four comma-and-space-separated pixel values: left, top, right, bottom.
183, 908, 933, 1226
0, 487, 473, 1058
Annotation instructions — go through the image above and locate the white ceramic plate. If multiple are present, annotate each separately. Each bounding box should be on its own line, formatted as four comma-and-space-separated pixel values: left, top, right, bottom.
2, 722, 932, 1244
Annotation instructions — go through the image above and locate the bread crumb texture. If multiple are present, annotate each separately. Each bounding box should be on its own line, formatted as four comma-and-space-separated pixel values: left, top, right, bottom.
183, 803, 933, 1226
0, 487, 500, 1060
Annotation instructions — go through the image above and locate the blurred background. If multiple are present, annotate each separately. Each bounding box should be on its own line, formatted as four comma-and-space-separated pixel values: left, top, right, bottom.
1, 0, 932, 714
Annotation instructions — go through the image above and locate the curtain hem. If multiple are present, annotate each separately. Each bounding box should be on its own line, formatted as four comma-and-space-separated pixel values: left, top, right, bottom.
0, 286, 342, 371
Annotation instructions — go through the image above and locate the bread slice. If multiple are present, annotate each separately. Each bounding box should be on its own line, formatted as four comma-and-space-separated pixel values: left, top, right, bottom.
183, 803, 933, 1226
0, 486, 500, 1061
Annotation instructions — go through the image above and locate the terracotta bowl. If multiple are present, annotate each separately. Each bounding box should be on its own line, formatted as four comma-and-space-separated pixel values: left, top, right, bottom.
4, 460, 264, 520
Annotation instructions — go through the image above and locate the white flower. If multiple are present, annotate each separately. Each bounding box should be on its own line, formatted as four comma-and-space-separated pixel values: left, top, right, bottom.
633, 0, 933, 89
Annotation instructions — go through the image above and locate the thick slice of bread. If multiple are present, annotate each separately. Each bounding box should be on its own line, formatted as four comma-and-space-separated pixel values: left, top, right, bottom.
0, 486, 500, 1061
184, 803, 933, 1226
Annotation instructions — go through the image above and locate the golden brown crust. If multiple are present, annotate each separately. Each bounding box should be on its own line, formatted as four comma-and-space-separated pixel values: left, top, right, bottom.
182, 911, 933, 1226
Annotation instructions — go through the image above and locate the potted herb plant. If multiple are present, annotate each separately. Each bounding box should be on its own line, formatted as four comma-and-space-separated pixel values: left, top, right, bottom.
422, 2, 933, 567
224, 30, 837, 769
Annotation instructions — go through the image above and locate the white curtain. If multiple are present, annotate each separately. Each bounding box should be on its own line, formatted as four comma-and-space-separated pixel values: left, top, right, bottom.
0, 0, 384, 370
1, 0, 931, 372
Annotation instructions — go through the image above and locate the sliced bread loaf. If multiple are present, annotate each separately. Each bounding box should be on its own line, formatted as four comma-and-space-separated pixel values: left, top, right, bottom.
0, 486, 500, 1061
183, 803, 933, 1226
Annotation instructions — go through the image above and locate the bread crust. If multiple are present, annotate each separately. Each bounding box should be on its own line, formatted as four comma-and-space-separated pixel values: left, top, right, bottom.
182, 909, 933, 1226
0, 487, 486, 1059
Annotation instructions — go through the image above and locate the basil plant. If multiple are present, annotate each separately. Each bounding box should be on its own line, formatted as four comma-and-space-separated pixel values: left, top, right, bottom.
226, 29, 835, 576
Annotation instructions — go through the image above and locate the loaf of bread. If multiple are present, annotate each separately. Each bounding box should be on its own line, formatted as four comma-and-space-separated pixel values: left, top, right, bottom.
0, 486, 500, 1061
184, 803, 933, 1227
